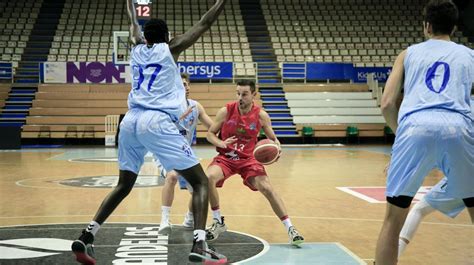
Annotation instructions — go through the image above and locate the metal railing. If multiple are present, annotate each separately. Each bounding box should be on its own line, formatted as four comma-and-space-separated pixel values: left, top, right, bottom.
280, 62, 306, 83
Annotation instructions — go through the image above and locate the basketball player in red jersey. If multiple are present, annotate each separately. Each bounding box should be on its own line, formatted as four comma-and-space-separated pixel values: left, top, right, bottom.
205, 79, 304, 245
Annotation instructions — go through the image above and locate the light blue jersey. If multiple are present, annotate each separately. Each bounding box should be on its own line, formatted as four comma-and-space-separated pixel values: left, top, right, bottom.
155, 99, 199, 190
118, 43, 199, 175
386, 39, 474, 200
400, 39, 474, 123
181, 99, 199, 145
128, 43, 187, 121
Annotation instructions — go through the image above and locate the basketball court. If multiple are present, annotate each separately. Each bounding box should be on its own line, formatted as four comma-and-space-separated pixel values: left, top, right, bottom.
0, 145, 472, 265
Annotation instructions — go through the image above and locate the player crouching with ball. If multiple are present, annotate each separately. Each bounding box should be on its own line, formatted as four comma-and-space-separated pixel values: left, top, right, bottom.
204, 79, 304, 246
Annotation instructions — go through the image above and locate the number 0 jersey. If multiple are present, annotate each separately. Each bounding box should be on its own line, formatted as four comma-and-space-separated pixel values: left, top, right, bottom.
400, 39, 474, 123
128, 43, 187, 121
217, 101, 262, 161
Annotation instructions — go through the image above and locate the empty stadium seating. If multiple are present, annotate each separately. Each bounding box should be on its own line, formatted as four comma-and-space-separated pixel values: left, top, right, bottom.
285, 84, 386, 137
0, 0, 42, 73
46, 0, 256, 76
0, 84, 11, 109
22, 83, 261, 139
261, 0, 473, 66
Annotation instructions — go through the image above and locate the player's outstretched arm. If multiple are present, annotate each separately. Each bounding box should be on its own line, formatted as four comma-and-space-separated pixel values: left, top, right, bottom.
169, 0, 227, 61
259, 110, 280, 147
381, 49, 406, 134
126, 0, 145, 46
197, 102, 214, 129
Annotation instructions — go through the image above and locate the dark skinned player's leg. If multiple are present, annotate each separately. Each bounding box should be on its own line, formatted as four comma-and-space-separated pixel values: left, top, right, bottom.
176, 164, 209, 230
72, 170, 138, 265
92, 170, 138, 224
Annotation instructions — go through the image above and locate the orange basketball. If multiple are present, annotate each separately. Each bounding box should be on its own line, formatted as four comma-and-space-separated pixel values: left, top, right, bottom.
253, 139, 280, 165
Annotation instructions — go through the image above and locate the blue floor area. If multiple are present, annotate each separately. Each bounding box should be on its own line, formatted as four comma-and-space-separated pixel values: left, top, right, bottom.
241, 243, 365, 265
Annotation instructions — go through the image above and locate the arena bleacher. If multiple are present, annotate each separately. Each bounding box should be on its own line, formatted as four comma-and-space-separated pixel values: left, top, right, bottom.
0, 0, 472, 145
22, 83, 261, 140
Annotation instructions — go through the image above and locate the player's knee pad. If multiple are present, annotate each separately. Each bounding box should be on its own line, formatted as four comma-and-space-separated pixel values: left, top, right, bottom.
412, 198, 435, 216
462, 197, 474, 208
386, 195, 413, 208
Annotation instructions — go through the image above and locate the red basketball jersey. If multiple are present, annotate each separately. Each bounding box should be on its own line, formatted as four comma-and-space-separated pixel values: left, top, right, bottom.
217, 101, 262, 160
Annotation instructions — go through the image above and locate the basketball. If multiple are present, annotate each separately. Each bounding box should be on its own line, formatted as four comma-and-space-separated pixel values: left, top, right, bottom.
253, 139, 280, 165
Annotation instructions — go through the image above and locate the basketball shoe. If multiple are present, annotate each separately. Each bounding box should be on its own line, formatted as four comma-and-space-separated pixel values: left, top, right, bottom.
71, 230, 96, 265
182, 215, 194, 229
206, 217, 227, 242
288, 226, 304, 246
188, 238, 228, 264
158, 221, 172, 235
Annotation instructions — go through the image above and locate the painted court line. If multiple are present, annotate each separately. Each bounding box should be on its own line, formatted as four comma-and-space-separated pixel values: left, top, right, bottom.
335, 242, 367, 265
336, 187, 382, 203
0, 214, 470, 228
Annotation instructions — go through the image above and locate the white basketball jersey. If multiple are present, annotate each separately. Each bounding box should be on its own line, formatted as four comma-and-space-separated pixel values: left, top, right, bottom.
128, 43, 187, 121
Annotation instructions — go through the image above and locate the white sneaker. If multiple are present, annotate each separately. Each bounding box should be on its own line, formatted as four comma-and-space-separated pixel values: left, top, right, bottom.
182, 216, 194, 229
288, 226, 304, 246
205, 217, 227, 242
158, 221, 172, 235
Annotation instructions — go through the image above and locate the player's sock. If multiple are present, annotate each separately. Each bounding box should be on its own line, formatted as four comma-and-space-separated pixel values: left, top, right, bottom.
183, 211, 194, 228
85, 221, 100, 236
161, 206, 171, 223
193, 229, 206, 241
398, 238, 409, 257
186, 210, 194, 220
280, 215, 293, 231
211, 206, 222, 223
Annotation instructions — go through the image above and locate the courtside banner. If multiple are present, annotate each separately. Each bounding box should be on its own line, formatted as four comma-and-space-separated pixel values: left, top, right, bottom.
43, 62, 67, 83
353, 67, 392, 83
67, 62, 130, 83
43, 62, 130, 84
177, 62, 233, 79
43, 62, 232, 83
306, 62, 354, 81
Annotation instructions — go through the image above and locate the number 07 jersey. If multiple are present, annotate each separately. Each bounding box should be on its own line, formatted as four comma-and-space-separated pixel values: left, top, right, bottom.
400, 39, 474, 123
128, 43, 187, 121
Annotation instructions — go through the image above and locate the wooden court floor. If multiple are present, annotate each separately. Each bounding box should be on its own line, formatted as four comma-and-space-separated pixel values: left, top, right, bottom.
0, 145, 472, 265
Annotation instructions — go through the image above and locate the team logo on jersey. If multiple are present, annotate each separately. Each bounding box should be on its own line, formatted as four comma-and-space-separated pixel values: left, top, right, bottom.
182, 144, 193, 157
188, 116, 195, 126
237, 127, 246, 135
226, 119, 237, 125
224, 150, 240, 161
0, 223, 266, 264
249, 122, 257, 131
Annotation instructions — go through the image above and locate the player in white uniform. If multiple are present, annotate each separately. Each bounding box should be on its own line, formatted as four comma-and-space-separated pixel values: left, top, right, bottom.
71, 0, 228, 264
398, 175, 472, 258
375, 1, 474, 264
157, 73, 213, 235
